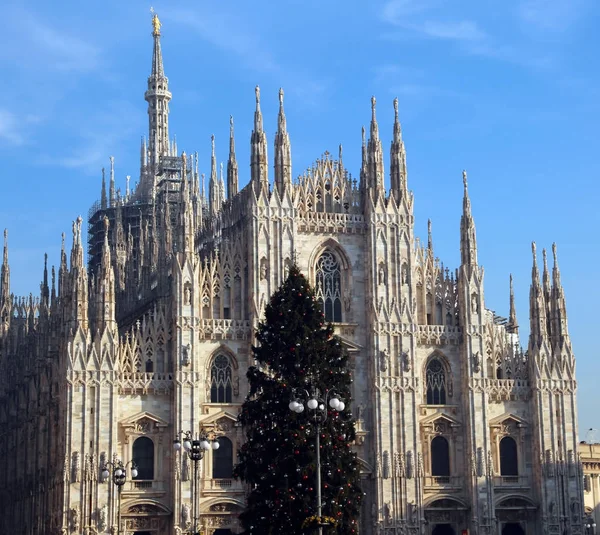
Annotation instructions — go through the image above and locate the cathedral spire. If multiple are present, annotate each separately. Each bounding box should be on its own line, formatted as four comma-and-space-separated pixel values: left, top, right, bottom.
97, 216, 115, 329
209, 135, 220, 215
145, 10, 172, 170
367, 96, 385, 200
227, 116, 239, 199
390, 97, 408, 201
179, 152, 194, 255
69, 217, 88, 329
460, 170, 478, 267
109, 156, 116, 207
41, 253, 49, 308
58, 232, 68, 299
274, 88, 292, 197
220, 162, 225, 205
542, 247, 551, 304
550, 242, 570, 344
427, 219, 433, 254
508, 273, 519, 334
1, 229, 9, 307
529, 242, 548, 349
100, 168, 107, 210
251, 85, 269, 193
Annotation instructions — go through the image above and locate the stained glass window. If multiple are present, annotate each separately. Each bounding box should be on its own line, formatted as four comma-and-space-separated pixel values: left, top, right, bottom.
315, 251, 342, 322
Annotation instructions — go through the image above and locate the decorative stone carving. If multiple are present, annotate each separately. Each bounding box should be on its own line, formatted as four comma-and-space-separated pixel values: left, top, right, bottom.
402, 351, 411, 372
182, 344, 191, 366
378, 263, 386, 285
182, 503, 191, 528
406, 451, 413, 479
71, 507, 80, 532
71, 452, 80, 483
97, 505, 108, 532
382, 450, 390, 479
473, 352, 481, 373
182, 454, 190, 481
380, 349, 389, 372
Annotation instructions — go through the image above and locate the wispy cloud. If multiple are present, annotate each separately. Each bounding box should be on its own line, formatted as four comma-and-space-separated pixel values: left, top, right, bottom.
381, 0, 486, 43
517, 0, 589, 32
165, 8, 279, 74
0, 110, 42, 146
38, 100, 143, 174
164, 6, 329, 108
1, 7, 102, 74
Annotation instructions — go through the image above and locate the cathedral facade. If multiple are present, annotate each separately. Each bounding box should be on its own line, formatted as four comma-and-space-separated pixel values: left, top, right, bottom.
0, 14, 584, 535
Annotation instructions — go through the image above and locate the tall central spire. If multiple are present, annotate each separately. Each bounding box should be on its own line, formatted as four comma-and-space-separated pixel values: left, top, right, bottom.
460, 170, 478, 267
145, 11, 172, 170
227, 116, 239, 199
274, 87, 292, 197
250, 85, 268, 193
367, 96, 385, 200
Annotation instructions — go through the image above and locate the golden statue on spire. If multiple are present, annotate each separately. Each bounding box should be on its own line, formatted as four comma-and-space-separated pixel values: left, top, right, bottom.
150, 7, 161, 36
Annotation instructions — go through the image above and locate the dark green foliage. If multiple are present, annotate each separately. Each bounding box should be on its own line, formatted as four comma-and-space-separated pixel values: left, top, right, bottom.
234, 265, 362, 534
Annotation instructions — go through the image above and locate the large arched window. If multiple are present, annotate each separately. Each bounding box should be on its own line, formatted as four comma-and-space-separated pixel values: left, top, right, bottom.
133, 437, 154, 480
210, 355, 233, 403
315, 250, 342, 322
213, 437, 233, 479
431, 436, 450, 477
500, 436, 518, 476
426, 358, 447, 405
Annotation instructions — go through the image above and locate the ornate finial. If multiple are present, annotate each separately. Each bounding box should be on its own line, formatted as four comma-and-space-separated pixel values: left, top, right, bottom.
72, 221, 77, 240
103, 215, 109, 233
393, 97, 399, 118
3, 229, 7, 247
151, 8, 161, 36
339, 144, 343, 160
230, 115, 234, 134
279, 87, 284, 107
552, 242, 558, 265
510, 273, 514, 290
211, 134, 215, 156
371, 96, 376, 119
462, 169, 468, 188
255, 85, 260, 105
361, 126, 366, 145
531, 241, 537, 263
428, 219, 433, 250
542, 248, 548, 270
61, 232, 65, 252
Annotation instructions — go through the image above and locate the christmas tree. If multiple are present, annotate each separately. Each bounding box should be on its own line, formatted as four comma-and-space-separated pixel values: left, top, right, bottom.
234, 265, 362, 534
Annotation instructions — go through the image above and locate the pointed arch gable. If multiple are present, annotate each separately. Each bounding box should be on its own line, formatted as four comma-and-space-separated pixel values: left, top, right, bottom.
423, 350, 452, 404
206, 344, 239, 370
308, 238, 351, 273
207, 345, 238, 404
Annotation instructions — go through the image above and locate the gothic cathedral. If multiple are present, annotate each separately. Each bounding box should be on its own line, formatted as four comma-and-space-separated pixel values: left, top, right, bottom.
0, 14, 584, 535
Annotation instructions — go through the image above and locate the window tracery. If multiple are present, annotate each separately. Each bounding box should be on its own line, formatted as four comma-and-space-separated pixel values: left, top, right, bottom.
426, 358, 447, 405
315, 250, 342, 322
210, 354, 233, 403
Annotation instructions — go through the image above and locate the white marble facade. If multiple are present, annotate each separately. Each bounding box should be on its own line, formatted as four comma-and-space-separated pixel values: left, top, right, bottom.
0, 14, 584, 535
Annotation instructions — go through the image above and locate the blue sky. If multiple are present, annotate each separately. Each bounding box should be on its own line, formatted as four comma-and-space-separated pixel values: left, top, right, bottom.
0, 0, 598, 435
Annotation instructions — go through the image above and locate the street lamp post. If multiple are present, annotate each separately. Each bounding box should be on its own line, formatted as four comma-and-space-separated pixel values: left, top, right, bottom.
585, 516, 597, 534
289, 388, 345, 535
101, 459, 138, 535
174, 430, 221, 535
